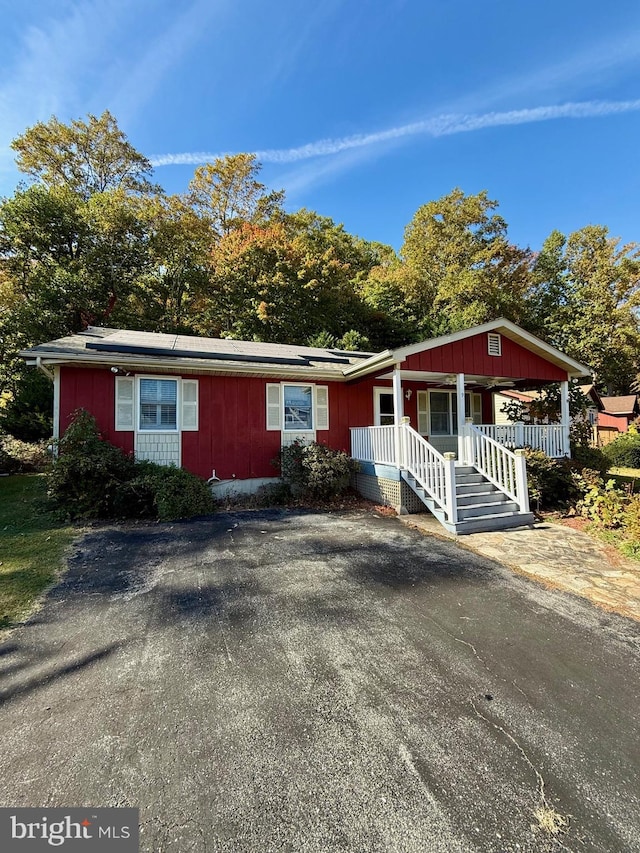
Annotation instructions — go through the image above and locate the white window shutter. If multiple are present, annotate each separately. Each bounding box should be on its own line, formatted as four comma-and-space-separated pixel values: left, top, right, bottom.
417, 391, 429, 435
315, 386, 329, 431
181, 379, 198, 431
266, 384, 282, 430
115, 376, 135, 431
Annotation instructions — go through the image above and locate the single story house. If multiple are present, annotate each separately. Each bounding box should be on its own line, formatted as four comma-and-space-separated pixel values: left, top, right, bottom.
598, 395, 640, 444
22, 318, 590, 535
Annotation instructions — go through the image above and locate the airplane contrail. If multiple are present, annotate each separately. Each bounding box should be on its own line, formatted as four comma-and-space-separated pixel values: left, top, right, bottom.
149, 98, 640, 167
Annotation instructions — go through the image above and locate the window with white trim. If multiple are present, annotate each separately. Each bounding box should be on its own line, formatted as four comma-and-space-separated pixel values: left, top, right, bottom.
265, 383, 329, 432
374, 388, 395, 426
139, 378, 178, 431
283, 384, 313, 431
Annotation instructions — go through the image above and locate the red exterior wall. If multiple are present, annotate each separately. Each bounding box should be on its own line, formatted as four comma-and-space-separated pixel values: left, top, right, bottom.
598, 412, 630, 432
59, 366, 134, 457
58, 366, 387, 480
402, 333, 567, 382
57, 332, 568, 482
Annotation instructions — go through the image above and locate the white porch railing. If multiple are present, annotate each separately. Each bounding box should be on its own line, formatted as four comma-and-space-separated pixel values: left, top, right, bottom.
401, 422, 457, 523
350, 422, 456, 523
475, 423, 568, 458
462, 424, 529, 513
350, 424, 397, 465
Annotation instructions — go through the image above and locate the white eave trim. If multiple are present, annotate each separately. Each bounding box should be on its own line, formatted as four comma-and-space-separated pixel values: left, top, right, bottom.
342, 350, 394, 378
20, 350, 348, 381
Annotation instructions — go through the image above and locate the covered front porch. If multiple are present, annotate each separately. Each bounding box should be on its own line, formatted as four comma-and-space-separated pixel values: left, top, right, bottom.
352, 368, 572, 464
349, 369, 570, 535
343, 320, 590, 534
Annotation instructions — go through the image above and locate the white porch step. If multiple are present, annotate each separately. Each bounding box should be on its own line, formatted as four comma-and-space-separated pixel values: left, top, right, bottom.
454, 512, 536, 535
456, 481, 500, 495
402, 465, 534, 535
457, 499, 518, 520
456, 490, 510, 508
455, 472, 486, 486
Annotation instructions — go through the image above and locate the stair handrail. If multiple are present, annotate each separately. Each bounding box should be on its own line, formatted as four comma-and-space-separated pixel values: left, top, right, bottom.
400, 421, 457, 523
464, 424, 529, 513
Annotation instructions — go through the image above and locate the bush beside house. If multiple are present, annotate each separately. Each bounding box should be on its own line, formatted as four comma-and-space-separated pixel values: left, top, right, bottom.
47, 409, 214, 521
602, 427, 640, 468
274, 440, 358, 501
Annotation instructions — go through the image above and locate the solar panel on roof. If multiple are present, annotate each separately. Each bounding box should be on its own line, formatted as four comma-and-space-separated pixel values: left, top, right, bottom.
86, 341, 312, 366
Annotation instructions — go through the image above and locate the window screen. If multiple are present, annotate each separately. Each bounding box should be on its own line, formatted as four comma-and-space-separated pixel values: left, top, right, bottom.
284, 385, 313, 431
139, 378, 177, 431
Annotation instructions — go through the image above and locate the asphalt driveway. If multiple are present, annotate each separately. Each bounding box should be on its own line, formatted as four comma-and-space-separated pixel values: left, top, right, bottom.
0, 510, 639, 852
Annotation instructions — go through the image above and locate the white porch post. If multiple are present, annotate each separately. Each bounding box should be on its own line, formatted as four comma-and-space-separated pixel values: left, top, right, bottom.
560, 379, 571, 457
392, 366, 404, 468
514, 449, 530, 513
456, 372, 466, 462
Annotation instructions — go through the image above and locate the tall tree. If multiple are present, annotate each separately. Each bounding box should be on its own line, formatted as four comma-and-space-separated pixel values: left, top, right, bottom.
195, 210, 386, 344
400, 188, 533, 333
130, 194, 210, 332
188, 154, 284, 240
11, 110, 157, 199
530, 225, 640, 393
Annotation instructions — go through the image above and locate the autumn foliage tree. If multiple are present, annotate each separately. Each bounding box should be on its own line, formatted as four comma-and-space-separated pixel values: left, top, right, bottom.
2, 111, 640, 437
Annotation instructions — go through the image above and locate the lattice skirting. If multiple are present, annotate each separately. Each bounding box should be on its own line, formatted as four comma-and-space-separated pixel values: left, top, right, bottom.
352, 473, 426, 514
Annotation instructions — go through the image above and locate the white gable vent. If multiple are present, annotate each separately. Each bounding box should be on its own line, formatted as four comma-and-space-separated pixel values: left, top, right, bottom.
487, 333, 502, 356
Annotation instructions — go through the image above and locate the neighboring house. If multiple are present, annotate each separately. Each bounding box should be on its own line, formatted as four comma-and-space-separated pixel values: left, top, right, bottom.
22, 318, 590, 535
598, 395, 640, 445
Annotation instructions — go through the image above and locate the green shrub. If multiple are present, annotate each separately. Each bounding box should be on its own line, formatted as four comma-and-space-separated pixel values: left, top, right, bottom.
48, 409, 213, 521
47, 409, 134, 518
524, 449, 576, 510
0, 435, 51, 473
571, 444, 610, 475
578, 478, 627, 529
113, 461, 214, 521
603, 430, 640, 468
623, 494, 640, 542
275, 440, 357, 500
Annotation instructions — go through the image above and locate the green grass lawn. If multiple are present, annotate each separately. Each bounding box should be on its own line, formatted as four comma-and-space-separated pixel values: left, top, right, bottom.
609, 467, 640, 492
0, 474, 75, 631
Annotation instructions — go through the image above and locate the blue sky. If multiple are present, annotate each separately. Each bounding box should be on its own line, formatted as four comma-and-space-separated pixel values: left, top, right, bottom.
1, 0, 640, 253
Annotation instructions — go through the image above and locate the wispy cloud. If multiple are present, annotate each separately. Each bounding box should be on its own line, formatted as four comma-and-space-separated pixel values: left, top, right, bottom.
107, 0, 227, 125
0, 0, 225, 192
150, 98, 640, 168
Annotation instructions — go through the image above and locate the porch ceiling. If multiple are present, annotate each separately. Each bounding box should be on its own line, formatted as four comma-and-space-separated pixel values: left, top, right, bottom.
375, 369, 520, 388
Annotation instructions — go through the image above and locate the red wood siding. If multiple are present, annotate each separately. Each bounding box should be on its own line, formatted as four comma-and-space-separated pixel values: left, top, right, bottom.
58, 366, 507, 481
598, 412, 629, 432
58, 367, 385, 480
59, 366, 134, 456
403, 333, 567, 381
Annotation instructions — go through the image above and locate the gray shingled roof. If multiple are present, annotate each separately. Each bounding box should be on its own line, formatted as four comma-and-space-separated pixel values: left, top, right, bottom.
21, 327, 375, 377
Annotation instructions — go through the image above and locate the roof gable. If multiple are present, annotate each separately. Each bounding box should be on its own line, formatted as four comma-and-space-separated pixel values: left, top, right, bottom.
344, 318, 591, 379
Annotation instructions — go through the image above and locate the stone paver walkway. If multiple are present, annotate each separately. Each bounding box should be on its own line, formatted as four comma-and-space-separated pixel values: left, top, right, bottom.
401, 515, 640, 621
